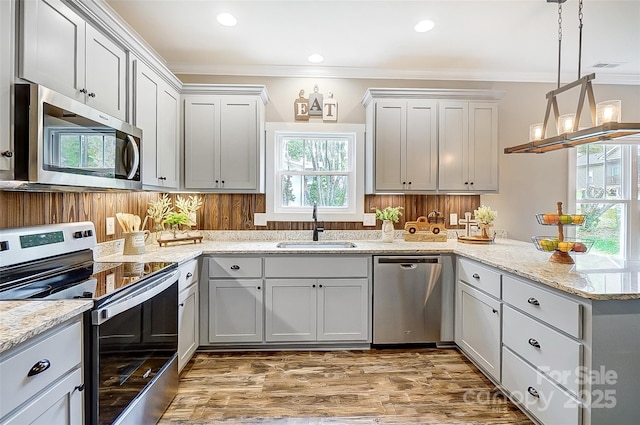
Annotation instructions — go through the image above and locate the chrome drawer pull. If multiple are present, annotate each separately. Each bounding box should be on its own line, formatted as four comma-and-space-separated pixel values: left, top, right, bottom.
528, 338, 541, 348
27, 359, 51, 377
527, 297, 540, 306
186, 272, 193, 278
527, 386, 540, 398
230, 265, 240, 270
472, 273, 480, 279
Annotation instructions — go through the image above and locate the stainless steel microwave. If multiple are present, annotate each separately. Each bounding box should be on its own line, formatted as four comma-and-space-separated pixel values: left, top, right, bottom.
9, 84, 142, 191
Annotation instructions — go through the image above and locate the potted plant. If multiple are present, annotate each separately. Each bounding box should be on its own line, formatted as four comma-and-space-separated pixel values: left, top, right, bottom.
371, 206, 403, 242
474, 205, 498, 239
163, 212, 190, 237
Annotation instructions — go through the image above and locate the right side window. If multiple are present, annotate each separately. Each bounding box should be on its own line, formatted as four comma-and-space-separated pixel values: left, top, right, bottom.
575, 143, 639, 261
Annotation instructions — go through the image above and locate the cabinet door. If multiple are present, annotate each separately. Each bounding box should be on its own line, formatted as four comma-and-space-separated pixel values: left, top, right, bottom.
184, 95, 219, 188
0, 0, 12, 172
156, 84, 179, 188
208, 279, 263, 343
438, 101, 470, 191
468, 102, 498, 191
405, 100, 438, 191
134, 59, 160, 186
84, 25, 127, 120
317, 279, 369, 341
456, 282, 501, 381
374, 100, 405, 191
3, 368, 83, 425
265, 279, 317, 342
20, 0, 86, 102
178, 283, 199, 372
219, 97, 258, 190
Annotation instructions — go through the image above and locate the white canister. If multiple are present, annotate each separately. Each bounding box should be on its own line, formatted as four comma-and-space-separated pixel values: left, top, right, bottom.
123, 230, 150, 255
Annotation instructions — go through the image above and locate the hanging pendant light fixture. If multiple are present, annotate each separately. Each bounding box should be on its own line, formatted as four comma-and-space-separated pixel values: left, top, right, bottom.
504, 0, 640, 154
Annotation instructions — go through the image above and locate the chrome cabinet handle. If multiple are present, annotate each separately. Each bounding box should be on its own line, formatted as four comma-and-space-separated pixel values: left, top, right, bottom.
527, 386, 540, 398
230, 265, 240, 270
74, 384, 85, 392
88, 92, 96, 98
1, 150, 12, 158
79, 88, 88, 94
472, 273, 480, 279
28, 359, 51, 377
528, 338, 541, 348
186, 272, 193, 278
179, 302, 184, 307
527, 297, 540, 306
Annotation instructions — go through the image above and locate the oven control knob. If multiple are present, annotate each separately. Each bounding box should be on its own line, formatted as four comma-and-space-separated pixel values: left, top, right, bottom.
83, 230, 93, 237
73, 231, 83, 239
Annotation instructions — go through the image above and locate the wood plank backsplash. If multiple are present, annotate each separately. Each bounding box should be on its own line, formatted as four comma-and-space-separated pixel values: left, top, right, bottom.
0, 191, 480, 242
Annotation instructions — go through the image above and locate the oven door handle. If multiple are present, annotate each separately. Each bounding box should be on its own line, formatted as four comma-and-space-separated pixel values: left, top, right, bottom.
92, 269, 179, 325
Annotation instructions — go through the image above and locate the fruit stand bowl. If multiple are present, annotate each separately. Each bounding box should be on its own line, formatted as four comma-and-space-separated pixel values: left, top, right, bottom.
535, 213, 585, 225
531, 236, 594, 265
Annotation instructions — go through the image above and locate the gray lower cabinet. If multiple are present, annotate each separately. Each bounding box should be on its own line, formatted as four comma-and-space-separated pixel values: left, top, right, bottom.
455, 258, 502, 382
201, 255, 371, 347
208, 279, 263, 343
456, 257, 640, 425
0, 318, 84, 425
202, 256, 264, 344
265, 278, 369, 343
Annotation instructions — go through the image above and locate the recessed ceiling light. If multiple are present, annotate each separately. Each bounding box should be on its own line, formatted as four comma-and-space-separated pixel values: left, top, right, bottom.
308, 54, 324, 64
414, 19, 435, 33
216, 13, 237, 27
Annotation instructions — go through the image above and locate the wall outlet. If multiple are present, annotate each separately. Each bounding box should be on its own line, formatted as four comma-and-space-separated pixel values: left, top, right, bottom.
363, 213, 377, 226
449, 213, 458, 226
106, 216, 115, 235
253, 213, 268, 227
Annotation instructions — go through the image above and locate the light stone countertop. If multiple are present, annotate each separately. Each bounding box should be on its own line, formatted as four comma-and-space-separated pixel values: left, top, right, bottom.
0, 300, 93, 354
96, 233, 640, 301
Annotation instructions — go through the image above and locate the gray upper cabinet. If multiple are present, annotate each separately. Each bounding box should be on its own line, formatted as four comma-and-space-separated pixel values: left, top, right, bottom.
133, 58, 179, 189
438, 101, 499, 192
20, 0, 127, 121
0, 0, 13, 175
363, 88, 502, 194
371, 99, 438, 192
183, 85, 268, 192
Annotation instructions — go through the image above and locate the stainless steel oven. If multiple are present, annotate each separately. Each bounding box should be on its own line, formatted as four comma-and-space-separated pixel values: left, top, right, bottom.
0, 222, 178, 425
7, 84, 142, 191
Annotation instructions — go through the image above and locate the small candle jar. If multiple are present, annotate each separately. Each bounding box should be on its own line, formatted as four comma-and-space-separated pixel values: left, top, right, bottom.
596, 100, 621, 125
529, 123, 544, 141
558, 113, 576, 134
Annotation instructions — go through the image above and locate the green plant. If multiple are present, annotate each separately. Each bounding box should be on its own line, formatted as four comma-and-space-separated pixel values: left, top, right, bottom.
163, 212, 190, 227
371, 206, 404, 223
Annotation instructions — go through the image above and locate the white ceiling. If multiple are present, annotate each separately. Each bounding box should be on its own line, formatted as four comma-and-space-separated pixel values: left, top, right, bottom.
104, 0, 640, 84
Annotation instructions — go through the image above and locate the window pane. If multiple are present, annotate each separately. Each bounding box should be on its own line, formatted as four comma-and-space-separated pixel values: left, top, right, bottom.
303, 175, 348, 207
303, 139, 348, 172
282, 139, 304, 171
280, 174, 303, 207
576, 144, 622, 200
59, 135, 80, 167
576, 203, 624, 258
86, 136, 105, 168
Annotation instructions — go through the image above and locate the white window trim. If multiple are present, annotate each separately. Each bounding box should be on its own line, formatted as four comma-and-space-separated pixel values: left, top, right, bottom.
263, 122, 365, 222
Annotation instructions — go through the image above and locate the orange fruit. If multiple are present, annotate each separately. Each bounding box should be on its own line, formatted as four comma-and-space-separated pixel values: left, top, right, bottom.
543, 213, 559, 224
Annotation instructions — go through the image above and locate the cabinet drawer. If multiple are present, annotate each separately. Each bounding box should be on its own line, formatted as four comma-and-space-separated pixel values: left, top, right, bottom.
179, 259, 198, 291
503, 275, 581, 338
457, 258, 501, 298
0, 320, 82, 418
264, 256, 369, 278
502, 347, 581, 425
209, 257, 262, 278
503, 306, 582, 397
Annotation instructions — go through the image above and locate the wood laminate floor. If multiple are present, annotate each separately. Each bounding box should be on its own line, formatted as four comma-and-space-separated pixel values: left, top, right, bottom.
159, 349, 533, 425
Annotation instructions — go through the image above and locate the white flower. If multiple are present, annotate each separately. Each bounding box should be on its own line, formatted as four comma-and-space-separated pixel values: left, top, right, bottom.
474, 205, 497, 225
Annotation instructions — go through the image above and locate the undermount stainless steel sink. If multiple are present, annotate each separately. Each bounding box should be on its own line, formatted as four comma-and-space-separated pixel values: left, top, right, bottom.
276, 241, 357, 249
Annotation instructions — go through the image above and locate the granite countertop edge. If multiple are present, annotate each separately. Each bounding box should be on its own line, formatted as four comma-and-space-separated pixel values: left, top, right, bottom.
0, 300, 93, 354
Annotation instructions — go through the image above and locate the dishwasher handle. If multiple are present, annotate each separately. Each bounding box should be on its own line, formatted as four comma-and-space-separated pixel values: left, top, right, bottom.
376, 257, 441, 264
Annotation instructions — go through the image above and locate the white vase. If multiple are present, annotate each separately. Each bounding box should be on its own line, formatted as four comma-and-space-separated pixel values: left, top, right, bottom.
381, 220, 395, 243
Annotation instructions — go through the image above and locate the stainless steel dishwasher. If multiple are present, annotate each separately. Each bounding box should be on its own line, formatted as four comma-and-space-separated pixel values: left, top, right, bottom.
373, 255, 454, 345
